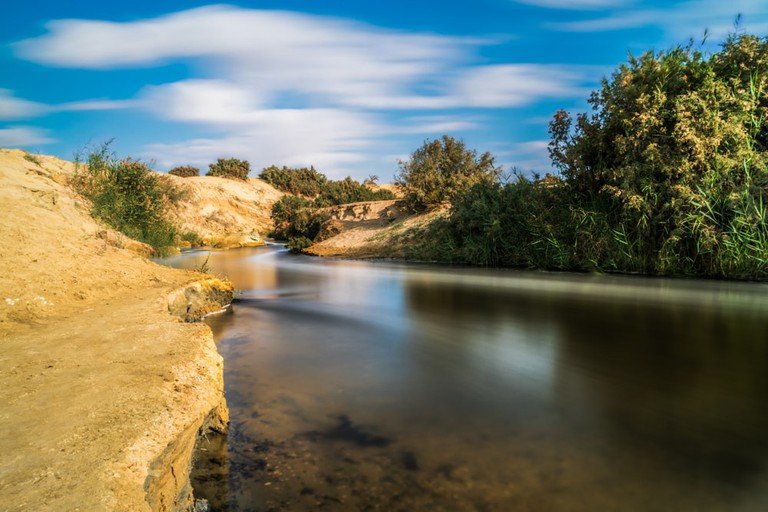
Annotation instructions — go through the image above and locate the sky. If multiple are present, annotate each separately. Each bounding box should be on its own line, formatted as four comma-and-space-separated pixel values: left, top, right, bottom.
1, 0, 767, 179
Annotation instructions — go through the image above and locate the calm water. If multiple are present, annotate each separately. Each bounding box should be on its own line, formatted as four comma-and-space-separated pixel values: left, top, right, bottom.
158, 246, 768, 511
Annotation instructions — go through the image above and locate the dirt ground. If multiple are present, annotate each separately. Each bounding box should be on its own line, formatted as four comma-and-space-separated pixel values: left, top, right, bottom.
306, 200, 444, 259
0, 149, 228, 511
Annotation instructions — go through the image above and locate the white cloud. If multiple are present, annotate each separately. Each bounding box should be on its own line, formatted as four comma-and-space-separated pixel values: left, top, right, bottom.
13, 5, 595, 175
494, 140, 552, 172
397, 115, 482, 134
551, 0, 768, 40
451, 65, 588, 107
14, 6, 591, 113
0, 90, 46, 120
142, 107, 377, 178
0, 126, 55, 147
0, 88, 141, 122
53, 99, 139, 112
515, 0, 631, 10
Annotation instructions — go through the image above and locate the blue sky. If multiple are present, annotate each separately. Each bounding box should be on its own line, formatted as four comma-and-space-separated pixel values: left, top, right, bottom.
1, 0, 767, 179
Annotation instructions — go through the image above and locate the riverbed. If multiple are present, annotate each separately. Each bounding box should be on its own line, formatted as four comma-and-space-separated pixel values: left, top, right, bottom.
159, 245, 768, 511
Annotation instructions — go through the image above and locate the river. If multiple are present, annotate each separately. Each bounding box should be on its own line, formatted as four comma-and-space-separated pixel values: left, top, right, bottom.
158, 245, 768, 511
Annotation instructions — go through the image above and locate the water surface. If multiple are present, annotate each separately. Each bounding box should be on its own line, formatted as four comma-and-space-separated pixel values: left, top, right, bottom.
159, 246, 768, 511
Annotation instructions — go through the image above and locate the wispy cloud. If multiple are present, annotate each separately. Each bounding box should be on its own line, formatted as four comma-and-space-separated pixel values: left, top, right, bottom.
514, 0, 632, 10
0, 88, 140, 122
551, 0, 768, 40
0, 126, 55, 146
0, 90, 46, 120
494, 140, 552, 172
13, 5, 595, 173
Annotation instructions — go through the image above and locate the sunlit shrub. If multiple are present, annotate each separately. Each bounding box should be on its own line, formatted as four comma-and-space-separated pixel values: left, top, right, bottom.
168, 165, 200, 178
72, 143, 178, 254
207, 158, 250, 180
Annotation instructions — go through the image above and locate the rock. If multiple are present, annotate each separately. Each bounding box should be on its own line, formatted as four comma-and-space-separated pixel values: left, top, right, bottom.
167, 279, 235, 322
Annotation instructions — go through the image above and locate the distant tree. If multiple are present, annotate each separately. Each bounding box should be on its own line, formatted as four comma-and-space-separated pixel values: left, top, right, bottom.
168, 165, 200, 178
395, 135, 500, 211
207, 158, 250, 180
259, 165, 328, 196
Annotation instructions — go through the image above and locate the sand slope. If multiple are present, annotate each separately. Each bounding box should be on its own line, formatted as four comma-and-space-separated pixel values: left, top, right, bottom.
0, 149, 229, 511
164, 174, 282, 248
306, 199, 444, 259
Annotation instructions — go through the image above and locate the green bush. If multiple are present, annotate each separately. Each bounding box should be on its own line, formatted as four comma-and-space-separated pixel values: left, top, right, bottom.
207, 158, 250, 180
271, 195, 329, 244
260, 165, 395, 204
414, 33, 768, 279
286, 236, 314, 253
547, 34, 768, 277
264, 167, 395, 252
168, 165, 200, 178
180, 230, 202, 246
314, 176, 395, 206
72, 144, 178, 254
395, 135, 500, 211
260, 165, 328, 196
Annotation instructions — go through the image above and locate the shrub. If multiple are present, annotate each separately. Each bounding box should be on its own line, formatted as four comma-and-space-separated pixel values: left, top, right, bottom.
260, 165, 328, 196
412, 33, 768, 279
547, 34, 768, 277
314, 176, 395, 207
270, 195, 333, 253
72, 144, 178, 254
23, 152, 42, 167
207, 158, 250, 180
264, 167, 396, 253
180, 230, 202, 246
395, 135, 501, 211
286, 236, 313, 253
260, 165, 395, 204
168, 165, 200, 178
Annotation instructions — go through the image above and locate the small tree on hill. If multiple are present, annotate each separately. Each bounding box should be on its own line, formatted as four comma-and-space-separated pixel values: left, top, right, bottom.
395, 135, 500, 211
168, 165, 200, 178
207, 158, 250, 180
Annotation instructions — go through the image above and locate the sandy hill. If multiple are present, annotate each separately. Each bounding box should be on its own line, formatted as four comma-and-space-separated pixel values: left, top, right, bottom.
163, 174, 282, 249
0, 148, 231, 511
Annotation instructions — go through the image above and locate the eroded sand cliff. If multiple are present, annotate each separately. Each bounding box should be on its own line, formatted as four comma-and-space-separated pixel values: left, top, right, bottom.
0, 149, 238, 511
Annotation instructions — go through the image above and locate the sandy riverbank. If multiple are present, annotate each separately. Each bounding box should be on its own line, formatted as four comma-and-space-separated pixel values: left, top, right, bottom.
0, 149, 249, 511
305, 199, 444, 259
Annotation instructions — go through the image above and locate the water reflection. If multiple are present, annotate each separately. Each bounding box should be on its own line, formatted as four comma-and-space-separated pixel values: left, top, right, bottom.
156, 247, 768, 511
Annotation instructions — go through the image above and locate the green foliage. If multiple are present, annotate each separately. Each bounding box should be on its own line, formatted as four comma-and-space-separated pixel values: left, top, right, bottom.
23, 152, 42, 167
270, 195, 330, 251
72, 143, 178, 254
286, 236, 314, 253
180, 230, 202, 246
546, 34, 768, 278
260, 165, 394, 204
413, 34, 768, 279
168, 165, 200, 178
207, 158, 250, 180
313, 176, 395, 206
395, 135, 500, 211
260, 165, 328, 196
264, 166, 394, 252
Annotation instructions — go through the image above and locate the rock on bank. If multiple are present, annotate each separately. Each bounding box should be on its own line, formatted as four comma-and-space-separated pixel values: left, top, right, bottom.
0, 149, 229, 511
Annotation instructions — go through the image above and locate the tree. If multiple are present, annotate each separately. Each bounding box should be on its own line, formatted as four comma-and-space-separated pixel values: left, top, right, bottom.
547, 34, 768, 276
395, 135, 500, 211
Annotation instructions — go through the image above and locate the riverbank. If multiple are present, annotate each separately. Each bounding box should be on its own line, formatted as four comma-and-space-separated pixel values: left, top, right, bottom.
305, 199, 443, 259
0, 149, 246, 510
